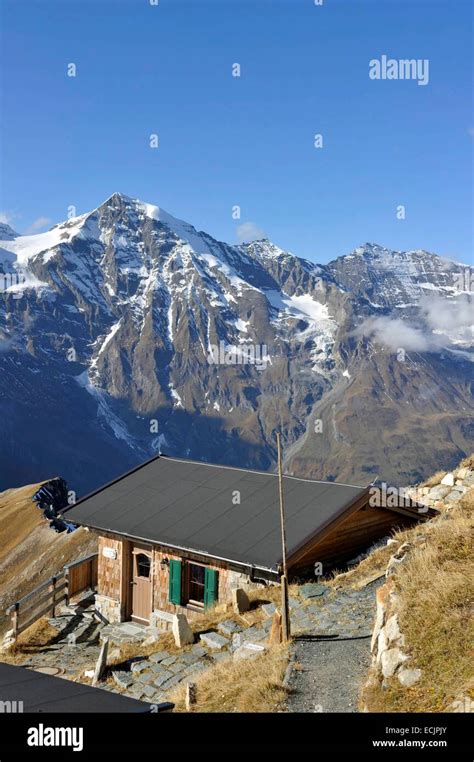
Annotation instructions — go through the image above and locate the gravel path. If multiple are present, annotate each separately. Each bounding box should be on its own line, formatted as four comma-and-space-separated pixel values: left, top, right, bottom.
285, 580, 381, 713
286, 634, 372, 712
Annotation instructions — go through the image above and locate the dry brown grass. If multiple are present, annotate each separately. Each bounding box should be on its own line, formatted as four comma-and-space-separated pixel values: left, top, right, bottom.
247, 582, 300, 605
168, 643, 289, 712
98, 593, 290, 711
1, 618, 60, 664
460, 454, 474, 471
0, 481, 96, 637
421, 470, 446, 488
361, 488, 474, 712
329, 528, 413, 590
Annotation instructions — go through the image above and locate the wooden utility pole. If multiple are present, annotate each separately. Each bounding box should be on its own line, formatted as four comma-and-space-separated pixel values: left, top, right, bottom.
276, 432, 290, 641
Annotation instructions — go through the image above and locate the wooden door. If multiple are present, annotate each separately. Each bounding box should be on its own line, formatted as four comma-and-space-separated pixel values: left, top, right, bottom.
131, 547, 152, 623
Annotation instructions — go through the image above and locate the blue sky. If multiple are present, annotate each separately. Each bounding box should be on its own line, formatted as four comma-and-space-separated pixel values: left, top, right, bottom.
1, 0, 472, 264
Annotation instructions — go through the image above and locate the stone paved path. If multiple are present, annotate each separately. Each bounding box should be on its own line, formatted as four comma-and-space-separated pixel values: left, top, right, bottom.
104, 617, 273, 704
285, 580, 381, 713
17, 598, 104, 679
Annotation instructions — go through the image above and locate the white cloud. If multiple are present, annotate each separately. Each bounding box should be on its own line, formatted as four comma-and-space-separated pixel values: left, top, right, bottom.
236, 221, 266, 243
355, 316, 432, 351
419, 294, 472, 332
23, 217, 52, 235
355, 294, 474, 353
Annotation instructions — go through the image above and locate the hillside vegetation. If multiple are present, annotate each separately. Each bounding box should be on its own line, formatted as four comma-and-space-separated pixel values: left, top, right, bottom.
0, 481, 96, 636
355, 457, 474, 712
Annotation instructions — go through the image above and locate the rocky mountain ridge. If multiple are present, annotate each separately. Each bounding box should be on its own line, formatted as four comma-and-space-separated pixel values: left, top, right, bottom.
0, 193, 472, 494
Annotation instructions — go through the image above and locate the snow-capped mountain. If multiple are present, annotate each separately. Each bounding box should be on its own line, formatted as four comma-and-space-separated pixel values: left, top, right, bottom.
0, 193, 472, 494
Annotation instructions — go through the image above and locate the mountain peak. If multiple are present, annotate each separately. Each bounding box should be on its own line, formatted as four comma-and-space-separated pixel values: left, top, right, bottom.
97, 192, 200, 240
102, 191, 134, 205
353, 243, 394, 255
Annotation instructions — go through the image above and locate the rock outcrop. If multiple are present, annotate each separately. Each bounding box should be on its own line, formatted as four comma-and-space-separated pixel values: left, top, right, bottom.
404, 462, 474, 511
363, 465, 473, 710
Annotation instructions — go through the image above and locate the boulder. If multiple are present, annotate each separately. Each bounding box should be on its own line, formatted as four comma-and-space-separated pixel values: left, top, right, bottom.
199, 631, 229, 650
385, 614, 404, 647
172, 613, 194, 648
427, 485, 451, 500
376, 628, 388, 664
445, 490, 463, 503
299, 583, 328, 599
141, 634, 160, 648
381, 647, 408, 678
233, 642, 266, 660
371, 602, 385, 654
386, 556, 404, 577
217, 620, 241, 637
1, 630, 15, 651
397, 667, 422, 687
450, 696, 473, 712
112, 670, 134, 689
397, 542, 411, 555
232, 587, 250, 614
440, 473, 455, 487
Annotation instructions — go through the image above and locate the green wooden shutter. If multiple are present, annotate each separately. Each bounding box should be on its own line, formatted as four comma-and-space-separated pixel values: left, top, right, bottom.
168, 559, 182, 605
204, 568, 218, 609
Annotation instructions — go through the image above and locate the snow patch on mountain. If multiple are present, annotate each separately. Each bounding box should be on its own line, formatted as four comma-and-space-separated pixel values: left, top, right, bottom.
90, 320, 122, 372
0, 214, 92, 265
76, 370, 137, 446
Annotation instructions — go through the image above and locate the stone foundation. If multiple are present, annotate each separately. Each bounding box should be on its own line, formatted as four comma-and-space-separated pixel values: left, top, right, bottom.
95, 594, 122, 624
150, 609, 174, 632
227, 569, 270, 593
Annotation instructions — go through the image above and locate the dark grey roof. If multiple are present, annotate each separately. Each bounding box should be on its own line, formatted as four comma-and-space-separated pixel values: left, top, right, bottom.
65, 455, 367, 571
0, 663, 150, 713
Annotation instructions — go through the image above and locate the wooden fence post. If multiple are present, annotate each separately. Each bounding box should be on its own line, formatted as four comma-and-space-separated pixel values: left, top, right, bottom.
185, 683, 197, 712
65, 567, 70, 606
92, 637, 109, 686
12, 603, 19, 642
50, 576, 57, 617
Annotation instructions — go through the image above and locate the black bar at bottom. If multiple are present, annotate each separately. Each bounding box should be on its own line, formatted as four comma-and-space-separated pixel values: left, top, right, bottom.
0, 711, 471, 757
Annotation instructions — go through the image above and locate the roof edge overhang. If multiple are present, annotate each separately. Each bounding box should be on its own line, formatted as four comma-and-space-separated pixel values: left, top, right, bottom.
286, 487, 371, 569
285, 487, 437, 570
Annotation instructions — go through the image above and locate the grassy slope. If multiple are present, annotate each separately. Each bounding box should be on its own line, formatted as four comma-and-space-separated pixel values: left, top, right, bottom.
0, 482, 97, 635
169, 644, 288, 713
355, 484, 473, 712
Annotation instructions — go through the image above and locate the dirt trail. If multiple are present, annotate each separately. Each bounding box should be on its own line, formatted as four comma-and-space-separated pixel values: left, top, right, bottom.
286, 635, 372, 712
285, 580, 381, 713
